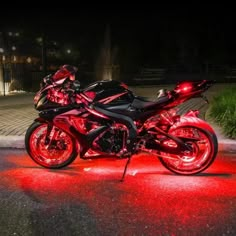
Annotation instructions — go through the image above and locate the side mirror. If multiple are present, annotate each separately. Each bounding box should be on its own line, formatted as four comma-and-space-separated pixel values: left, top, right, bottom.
73, 80, 81, 92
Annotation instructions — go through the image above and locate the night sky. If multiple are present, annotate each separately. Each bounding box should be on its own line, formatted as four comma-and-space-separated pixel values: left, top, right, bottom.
3, 4, 234, 37
1, 4, 236, 69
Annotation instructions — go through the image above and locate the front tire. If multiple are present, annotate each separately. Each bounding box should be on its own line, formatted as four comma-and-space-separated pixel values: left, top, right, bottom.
159, 125, 218, 175
25, 121, 78, 168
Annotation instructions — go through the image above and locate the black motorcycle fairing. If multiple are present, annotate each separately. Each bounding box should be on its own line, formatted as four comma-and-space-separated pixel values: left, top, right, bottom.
92, 104, 137, 138
82, 80, 127, 92
38, 106, 75, 121
81, 80, 134, 103
93, 103, 136, 127
91, 99, 161, 122
91, 93, 172, 121
36, 94, 64, 111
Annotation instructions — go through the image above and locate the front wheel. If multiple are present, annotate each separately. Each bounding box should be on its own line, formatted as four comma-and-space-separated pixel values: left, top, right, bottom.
159, 126, 218, 175
25, 121, 78, 168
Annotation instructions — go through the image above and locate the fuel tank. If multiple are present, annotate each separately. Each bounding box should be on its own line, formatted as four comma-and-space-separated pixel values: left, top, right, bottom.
81, 80, 134, 103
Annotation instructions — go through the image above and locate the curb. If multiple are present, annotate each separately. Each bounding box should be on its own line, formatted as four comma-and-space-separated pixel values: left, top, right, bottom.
1, 135, 236, 153
218, 139, 236, 153
0, 136, 25, 149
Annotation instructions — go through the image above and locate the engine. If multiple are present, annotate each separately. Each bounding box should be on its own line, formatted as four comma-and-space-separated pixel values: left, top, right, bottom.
93, 127, 126, 154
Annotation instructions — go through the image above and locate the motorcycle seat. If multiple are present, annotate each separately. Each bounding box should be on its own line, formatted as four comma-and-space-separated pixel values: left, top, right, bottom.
131, 95, 170, 109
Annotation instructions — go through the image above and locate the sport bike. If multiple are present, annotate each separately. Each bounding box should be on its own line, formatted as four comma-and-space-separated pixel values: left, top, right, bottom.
25, 70, 218, 180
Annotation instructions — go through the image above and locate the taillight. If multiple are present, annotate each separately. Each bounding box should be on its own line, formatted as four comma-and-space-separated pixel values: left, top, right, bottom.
175, 82, 192, 94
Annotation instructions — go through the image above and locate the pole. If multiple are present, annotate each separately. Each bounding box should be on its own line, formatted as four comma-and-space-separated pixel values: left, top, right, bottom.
42, 32, 47, 77
2, 63, 5, 96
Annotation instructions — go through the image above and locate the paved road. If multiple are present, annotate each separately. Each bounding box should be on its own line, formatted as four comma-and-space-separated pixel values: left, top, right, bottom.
0, 149, 236, 235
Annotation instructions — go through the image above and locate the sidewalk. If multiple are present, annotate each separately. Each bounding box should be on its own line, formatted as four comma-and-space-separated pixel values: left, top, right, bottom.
0, 87, 236, 152
0, 93, 37, 148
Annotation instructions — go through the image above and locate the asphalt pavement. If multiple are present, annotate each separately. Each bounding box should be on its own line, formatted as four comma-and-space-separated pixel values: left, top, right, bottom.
0, 148, 236, 235
0, 84, 236, 152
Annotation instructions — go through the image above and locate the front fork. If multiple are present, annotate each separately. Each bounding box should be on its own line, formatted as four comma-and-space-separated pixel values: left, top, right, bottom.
44, 124, 60, 148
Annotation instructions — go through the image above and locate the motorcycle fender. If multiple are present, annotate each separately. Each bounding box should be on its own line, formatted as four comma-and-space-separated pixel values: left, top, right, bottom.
169, 115, 215, 134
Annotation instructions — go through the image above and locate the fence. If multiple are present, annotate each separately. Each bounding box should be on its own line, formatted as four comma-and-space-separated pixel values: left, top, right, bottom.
129, 65, 236, 85
133, 68, 166, 84
1, 64, 236, 94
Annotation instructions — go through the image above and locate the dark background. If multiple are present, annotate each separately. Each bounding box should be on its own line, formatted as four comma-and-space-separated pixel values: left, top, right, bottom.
1, 4, 236, 88
2, 4, 236, 64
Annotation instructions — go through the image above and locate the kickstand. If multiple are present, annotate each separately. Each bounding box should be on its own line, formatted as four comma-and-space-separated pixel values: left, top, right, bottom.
120, 156, 132, 182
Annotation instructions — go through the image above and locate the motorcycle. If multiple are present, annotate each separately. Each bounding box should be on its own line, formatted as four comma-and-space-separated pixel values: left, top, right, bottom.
25, 67, 218, 181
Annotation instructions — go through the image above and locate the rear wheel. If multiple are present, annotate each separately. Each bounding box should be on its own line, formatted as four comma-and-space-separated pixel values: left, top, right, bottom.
159, 126, 218, 175
25, 122, 78, 168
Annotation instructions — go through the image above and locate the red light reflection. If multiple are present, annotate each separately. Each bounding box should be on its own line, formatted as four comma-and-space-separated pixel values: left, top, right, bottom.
175, 82, 193, 93
1, 151, 236, 235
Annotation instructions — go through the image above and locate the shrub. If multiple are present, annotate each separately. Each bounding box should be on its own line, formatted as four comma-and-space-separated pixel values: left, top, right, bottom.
208, 87, 236, 139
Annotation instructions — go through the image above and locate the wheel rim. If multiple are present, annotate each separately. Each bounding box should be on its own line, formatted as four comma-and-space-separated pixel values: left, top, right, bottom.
160, 127, 212, 174
29, 124, 74, 167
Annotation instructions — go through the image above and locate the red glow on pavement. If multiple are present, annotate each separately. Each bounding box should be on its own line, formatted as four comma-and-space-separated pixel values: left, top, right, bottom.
1, 151, 236, 235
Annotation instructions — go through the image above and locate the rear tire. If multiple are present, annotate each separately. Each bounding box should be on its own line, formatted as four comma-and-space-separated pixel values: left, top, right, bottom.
159, 125, 218, 175
25, 121, 78, 169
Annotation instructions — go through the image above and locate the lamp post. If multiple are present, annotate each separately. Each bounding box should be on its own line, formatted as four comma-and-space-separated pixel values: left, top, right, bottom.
0, 56, 6, 96
0, 48, 5, 96
2, 60, 5, 96
42, 32, 47, 77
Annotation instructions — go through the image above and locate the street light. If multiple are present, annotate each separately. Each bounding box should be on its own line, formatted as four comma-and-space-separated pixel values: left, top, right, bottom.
26, 57, 32, 64
66, 49, 71, 54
